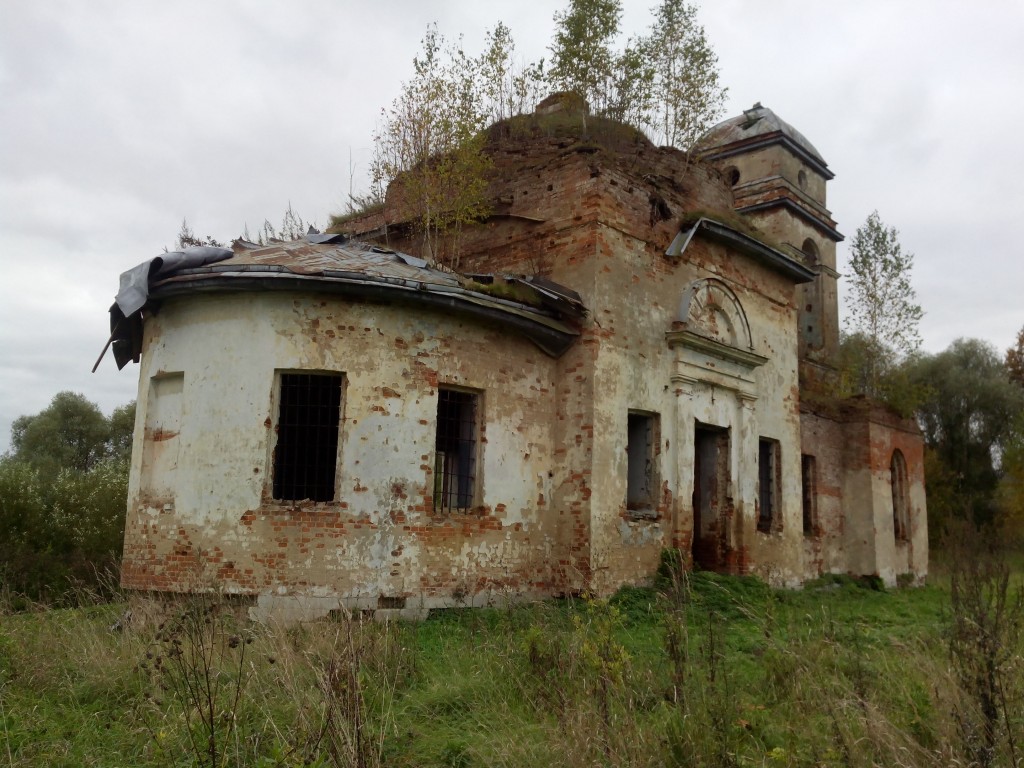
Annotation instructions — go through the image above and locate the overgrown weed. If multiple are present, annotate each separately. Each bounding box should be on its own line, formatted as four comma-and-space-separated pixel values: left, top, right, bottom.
139, 592, 255, 767
947, 521, 1024, 767
2, 558, 1023, 766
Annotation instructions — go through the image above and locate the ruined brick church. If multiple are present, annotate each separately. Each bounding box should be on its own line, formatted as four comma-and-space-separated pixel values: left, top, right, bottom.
114, 100, 927, 619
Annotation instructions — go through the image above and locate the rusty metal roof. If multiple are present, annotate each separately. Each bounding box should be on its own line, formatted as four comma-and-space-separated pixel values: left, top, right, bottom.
104, 236, 586, 370
193, 237, 458, 286
152, 238, 587, 321
699, 103, 833, 180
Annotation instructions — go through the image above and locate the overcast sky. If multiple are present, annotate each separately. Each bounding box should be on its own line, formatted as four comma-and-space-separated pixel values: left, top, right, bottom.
1, 0, 1022, 454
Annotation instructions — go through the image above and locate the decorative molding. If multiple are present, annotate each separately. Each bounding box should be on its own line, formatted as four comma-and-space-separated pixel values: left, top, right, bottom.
666, 330, 768, 370
676, 278, 753, 350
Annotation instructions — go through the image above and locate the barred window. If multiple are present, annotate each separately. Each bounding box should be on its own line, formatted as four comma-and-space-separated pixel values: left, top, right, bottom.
801, 454, 817, 536
272, 372, 343, 502
434, 388, 479, 513
758, 438, 781, 533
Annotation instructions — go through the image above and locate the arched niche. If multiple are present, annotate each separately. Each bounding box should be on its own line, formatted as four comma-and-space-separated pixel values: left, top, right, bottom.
676, 278, 754, 351
891, 449, 909, 542
801, 238, 820, 265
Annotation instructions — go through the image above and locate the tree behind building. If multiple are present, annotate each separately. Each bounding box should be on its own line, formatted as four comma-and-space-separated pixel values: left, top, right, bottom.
1006, 325, 1024, 388
2, 393, 134, 605
908, 339, 1024, 534
842, 211, 923, 398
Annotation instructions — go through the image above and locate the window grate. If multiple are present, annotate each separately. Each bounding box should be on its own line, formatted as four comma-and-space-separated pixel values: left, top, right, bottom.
273, 373, 342, 502
434, 389, 477, 513
801, 454, 817, 536
758, 438, 781, 533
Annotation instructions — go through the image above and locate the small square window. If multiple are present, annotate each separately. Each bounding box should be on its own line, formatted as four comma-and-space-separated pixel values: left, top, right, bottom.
627, 412, 658, 514
434, 388, 479, 514
758, 438, 781, 533
272, 372, 343, 502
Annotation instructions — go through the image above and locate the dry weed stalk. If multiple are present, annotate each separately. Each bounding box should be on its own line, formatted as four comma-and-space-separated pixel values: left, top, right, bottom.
947, 522, 1024, 768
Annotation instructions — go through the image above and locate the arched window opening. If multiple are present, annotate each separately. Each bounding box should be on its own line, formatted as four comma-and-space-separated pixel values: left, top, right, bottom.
725, 166, 740, 186
801, 238, 819, 264
797, 169, 808, 190
891, 449, 909, 542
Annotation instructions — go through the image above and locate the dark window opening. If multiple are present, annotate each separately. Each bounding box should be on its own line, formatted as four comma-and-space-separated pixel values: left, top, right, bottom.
801, 238, 819, 264
727, 167, 741, 186
891, 449, 909, 542
627, 413, 657, 512
273, 372, 343, 502
801, 454, 817, 536
758, 438, 781, 533
434, 388, 478, 513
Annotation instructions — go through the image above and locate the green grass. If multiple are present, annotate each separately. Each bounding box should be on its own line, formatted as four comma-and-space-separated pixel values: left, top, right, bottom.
0, 565, 1017, 767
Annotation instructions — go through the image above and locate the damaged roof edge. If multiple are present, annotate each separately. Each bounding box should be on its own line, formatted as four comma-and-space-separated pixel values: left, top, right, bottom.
100, 239, 588, 370
146, 272, 581, 357
666, 217, 815, 283
702, 133, 834, 181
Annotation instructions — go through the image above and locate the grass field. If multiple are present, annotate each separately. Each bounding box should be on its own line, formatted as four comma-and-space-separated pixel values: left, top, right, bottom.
0, 556, 1021, 767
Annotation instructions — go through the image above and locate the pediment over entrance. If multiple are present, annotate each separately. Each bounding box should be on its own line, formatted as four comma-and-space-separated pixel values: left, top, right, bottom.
676, 278, 753, 350
668, 278, 767, 397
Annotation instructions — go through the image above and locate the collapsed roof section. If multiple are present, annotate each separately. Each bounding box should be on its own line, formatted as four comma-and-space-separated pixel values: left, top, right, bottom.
103, 235, 587, 370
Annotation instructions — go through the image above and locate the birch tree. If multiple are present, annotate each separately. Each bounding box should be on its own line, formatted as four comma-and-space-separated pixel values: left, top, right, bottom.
372, 26, 491, 267
604, 39, 655, 132
644, 0, 727, 149
547, 0, 725, 149
547, 0, 656, 134
547, 0, 623, 114
478, 22, 546, 124
844, 210, 923, 390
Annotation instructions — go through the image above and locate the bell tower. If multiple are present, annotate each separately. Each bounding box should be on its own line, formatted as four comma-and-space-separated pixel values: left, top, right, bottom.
699, 103, 843, 368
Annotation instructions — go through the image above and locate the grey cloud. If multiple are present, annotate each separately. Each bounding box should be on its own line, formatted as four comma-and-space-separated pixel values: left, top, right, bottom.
1, 0, 1022, 455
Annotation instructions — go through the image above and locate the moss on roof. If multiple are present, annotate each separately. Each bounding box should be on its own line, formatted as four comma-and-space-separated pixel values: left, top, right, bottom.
485, 111, 653, 155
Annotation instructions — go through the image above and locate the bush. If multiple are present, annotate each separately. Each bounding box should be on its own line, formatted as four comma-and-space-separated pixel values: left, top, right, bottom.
0, 455, 127, 605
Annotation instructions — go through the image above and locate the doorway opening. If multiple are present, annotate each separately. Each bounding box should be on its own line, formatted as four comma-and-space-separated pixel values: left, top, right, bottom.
692, 423, 731, 571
